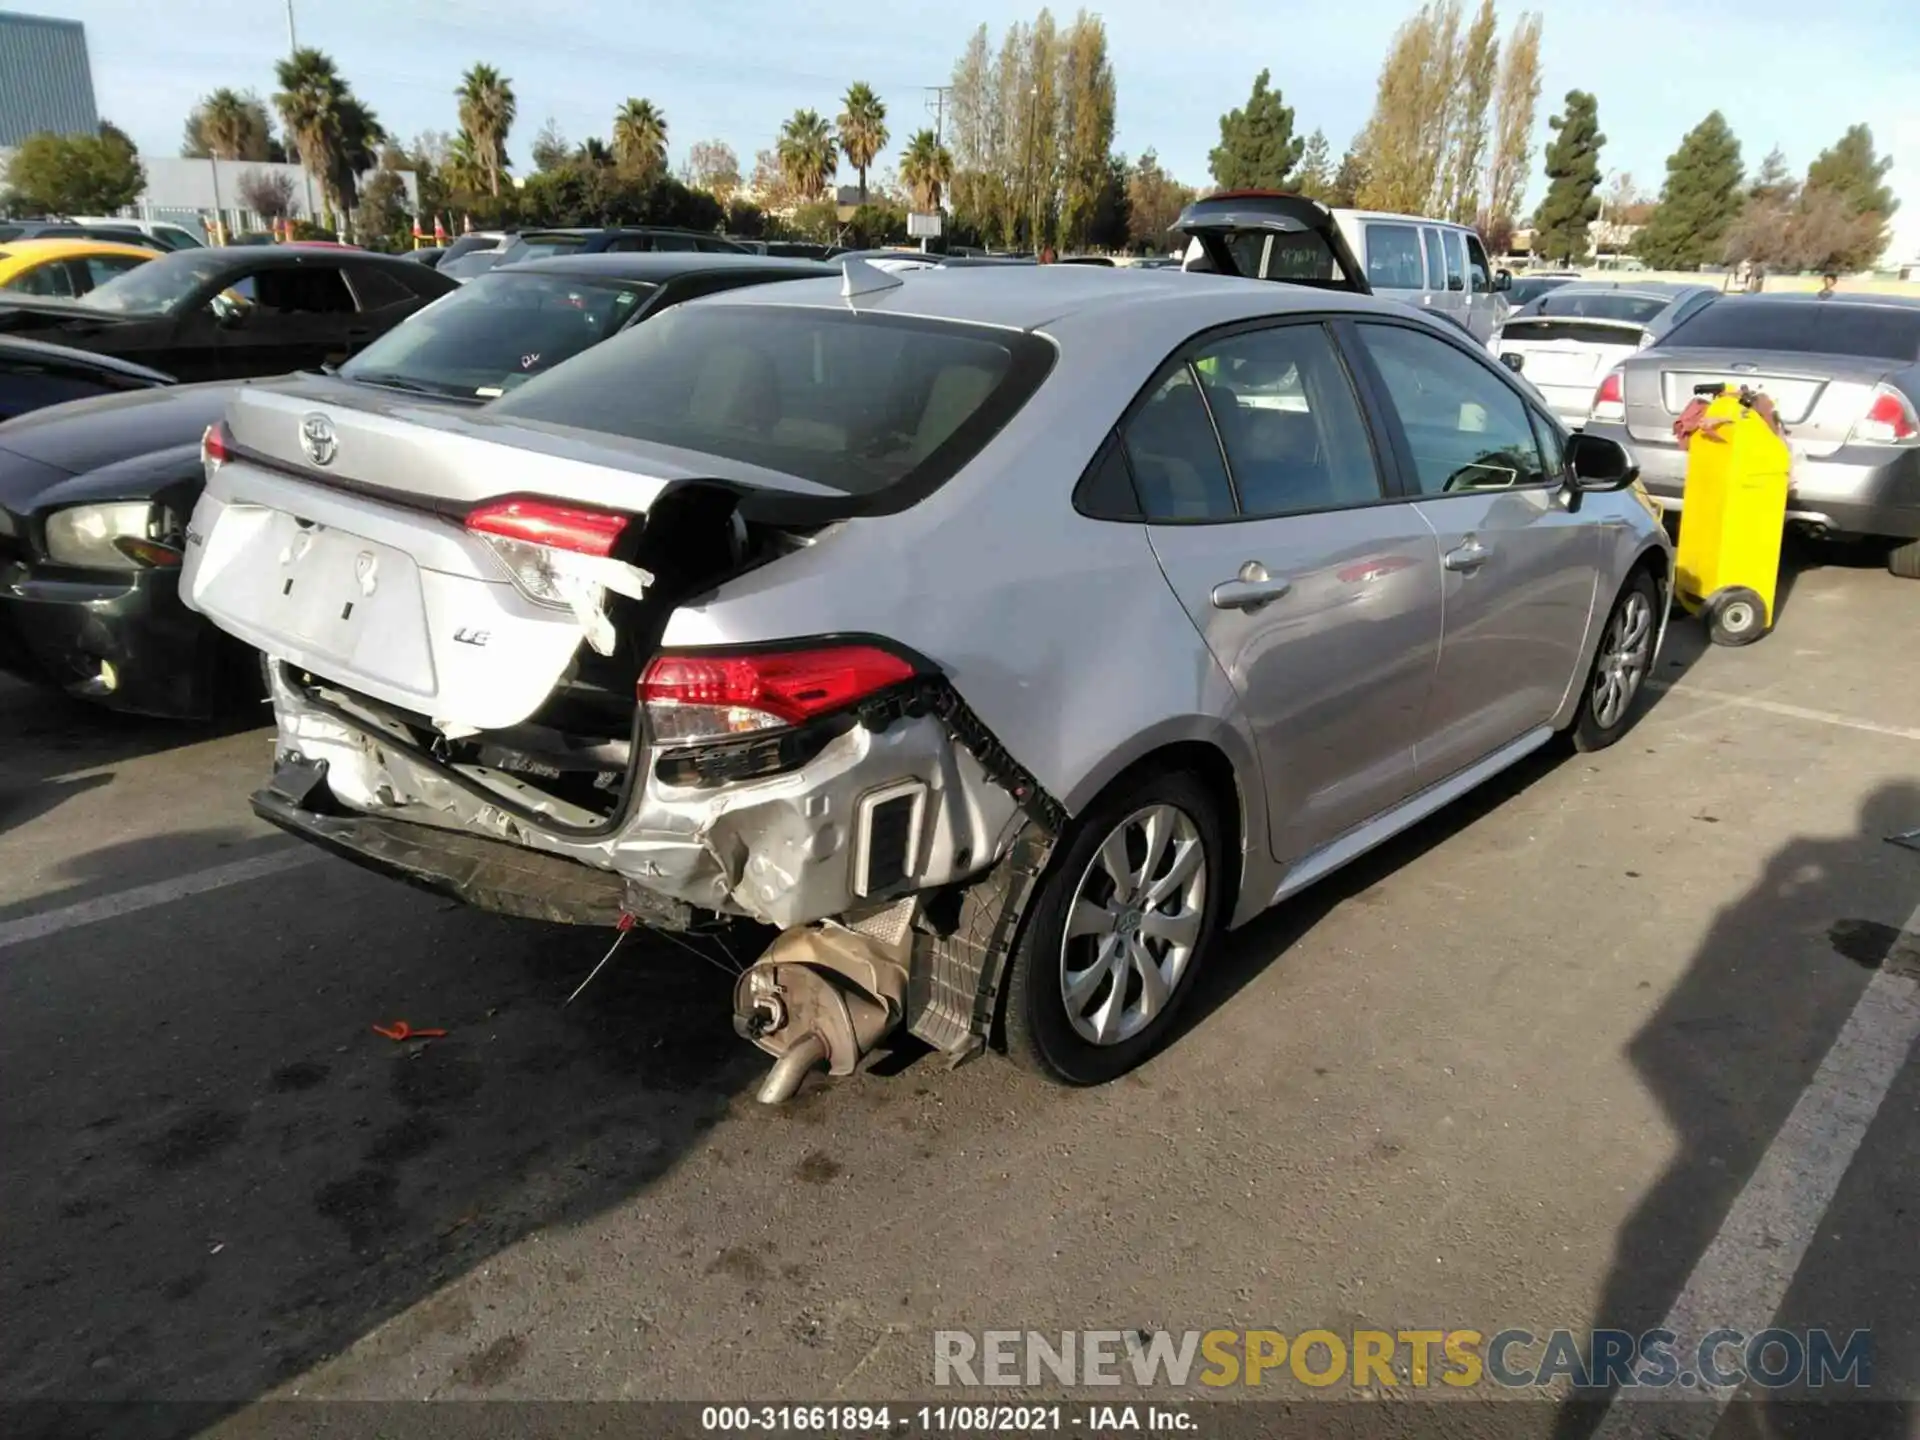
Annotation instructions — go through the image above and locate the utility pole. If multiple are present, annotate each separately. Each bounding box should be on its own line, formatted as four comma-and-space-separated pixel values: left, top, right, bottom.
925, 86, 951, 148
285, 0, 297, 51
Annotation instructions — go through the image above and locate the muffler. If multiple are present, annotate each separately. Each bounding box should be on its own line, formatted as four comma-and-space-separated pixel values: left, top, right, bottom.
734, 921, 911, 1104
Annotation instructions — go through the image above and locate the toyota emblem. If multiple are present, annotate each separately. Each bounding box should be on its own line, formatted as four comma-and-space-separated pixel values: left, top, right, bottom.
300, 413, 338, 466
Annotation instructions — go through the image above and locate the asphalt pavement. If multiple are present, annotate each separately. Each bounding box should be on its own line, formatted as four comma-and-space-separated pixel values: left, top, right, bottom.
2, 540, 1918, 1440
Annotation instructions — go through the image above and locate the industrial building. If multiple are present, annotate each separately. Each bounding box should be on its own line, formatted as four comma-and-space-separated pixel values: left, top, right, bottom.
0, 9, 97, 148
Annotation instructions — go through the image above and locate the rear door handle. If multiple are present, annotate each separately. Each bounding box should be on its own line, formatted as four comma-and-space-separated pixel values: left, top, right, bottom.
1210, 561, 1292, 611
1443, 539, 1493, 572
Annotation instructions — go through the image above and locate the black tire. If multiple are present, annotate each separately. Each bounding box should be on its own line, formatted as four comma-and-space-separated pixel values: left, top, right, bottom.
1890, 538, 1920, 580
1003, 769, 1228, 1085
1705, 585, 1769, 646
1568, 568, 1661, 753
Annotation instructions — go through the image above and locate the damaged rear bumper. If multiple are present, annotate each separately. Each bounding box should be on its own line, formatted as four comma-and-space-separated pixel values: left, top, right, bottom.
262, 660, 1033, 934
253, 755, 685, 927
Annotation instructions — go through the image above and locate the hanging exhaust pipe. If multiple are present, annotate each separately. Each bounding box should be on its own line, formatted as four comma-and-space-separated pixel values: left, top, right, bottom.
733, 920, 912, 1104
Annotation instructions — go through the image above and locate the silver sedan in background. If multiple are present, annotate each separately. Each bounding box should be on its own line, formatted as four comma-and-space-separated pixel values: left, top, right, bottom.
180, 263, 1671, 1098
1583, 293, 1920, 578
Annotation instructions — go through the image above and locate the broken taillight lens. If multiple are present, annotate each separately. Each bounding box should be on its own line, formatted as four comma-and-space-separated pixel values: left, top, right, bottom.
1590, 368, 1626, 423
465, 496, 630, 605
640, 644, 920, 745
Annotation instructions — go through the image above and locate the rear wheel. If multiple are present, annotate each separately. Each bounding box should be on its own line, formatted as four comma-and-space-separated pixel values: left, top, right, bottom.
1890, 538, 1920, 580
1003, 770, 1226, 1085
1568, 569, 1659, 752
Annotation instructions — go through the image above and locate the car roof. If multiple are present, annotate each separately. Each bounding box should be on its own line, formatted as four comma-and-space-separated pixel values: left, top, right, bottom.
1733, 291, 1920, 310
0, 236, 157, 261
692, 262, 1389, 339
506, 252, 836, 282
168, 245, 424, 272
513, 226, 719, 239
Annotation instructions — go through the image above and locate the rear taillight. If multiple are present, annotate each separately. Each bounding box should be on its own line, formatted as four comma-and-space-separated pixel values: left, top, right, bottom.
201, 422, 232, 468
466, 497, 628, 556
640, 644, 919, 745
1850, 384, 1919, 445
465, 496, 630, 606
1591, 369, 1625, 422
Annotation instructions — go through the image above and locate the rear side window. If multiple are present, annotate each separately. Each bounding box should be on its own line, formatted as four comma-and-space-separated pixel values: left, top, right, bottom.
1442, 231, 1466, 293
1192, 324, 1383, 517
1366, 224, 1425, 290
5, 260, 77, 297
1122, 366, 1237, 521
1663, 302, 1920, 361
345, 265, 418, 310
491, 306, 1054, 498
251, 267, 356, 314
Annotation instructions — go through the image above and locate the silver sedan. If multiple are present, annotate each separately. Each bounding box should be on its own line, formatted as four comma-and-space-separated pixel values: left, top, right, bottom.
181, 263, 1672, 1097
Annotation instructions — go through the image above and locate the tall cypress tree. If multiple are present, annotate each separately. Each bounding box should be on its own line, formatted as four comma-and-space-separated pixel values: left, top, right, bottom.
1531, 90, 1604, 266
1208, 70, 1304, 191
1634, 111, 1744, 270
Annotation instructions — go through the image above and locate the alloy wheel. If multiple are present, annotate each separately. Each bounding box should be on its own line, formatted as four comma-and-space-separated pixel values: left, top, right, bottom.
1058, 803, 1208, 1047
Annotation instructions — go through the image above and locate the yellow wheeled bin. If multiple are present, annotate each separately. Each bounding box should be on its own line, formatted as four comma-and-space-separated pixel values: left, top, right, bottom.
1673, 384, 1791, 646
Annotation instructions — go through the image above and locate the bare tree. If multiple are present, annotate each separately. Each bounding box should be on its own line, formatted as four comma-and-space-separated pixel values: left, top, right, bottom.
685, 139, 742, 201
237, 167, 297, 220
1483, 10, 1542, 232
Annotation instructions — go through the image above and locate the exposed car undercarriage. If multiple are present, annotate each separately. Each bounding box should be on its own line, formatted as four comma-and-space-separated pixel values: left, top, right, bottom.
255, 655, 1065, 1103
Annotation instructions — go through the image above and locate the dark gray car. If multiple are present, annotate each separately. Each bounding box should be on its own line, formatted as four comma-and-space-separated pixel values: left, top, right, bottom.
1583, 294, 1920, 577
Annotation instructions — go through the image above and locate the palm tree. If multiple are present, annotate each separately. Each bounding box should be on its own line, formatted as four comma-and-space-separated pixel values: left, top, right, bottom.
575, 136, 612, 167
777, 109, 838, 202
445, 131, 486, 196
837, 83, 887, 205
273, 47, 346, 216
899, 128, 954, 213
332, 97, 385, 214
456, 63, 516, 197
612, 99, 668, 184
199, 89, 255, 160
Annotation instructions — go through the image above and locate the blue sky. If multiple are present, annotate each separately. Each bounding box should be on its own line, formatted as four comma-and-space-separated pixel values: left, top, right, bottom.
28, 0, 1920, 259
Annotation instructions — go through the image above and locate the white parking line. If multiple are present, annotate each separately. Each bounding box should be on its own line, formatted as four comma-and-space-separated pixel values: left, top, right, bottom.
1594, 898, 1920, 1439
0, 849, 320, 951
1647, 681, 1920, 742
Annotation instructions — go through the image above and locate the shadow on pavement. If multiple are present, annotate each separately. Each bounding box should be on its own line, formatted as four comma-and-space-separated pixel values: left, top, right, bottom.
0, 824, 765, 1437
0, 678, 269, 780
1550, 780, 1920, 1439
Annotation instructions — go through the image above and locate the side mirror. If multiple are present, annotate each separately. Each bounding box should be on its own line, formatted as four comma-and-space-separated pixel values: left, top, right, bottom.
1565, 433, 1639, 492
1495, 269, 1513, 293
1499, 352, 1525, 373
1447, 275, 1465, 292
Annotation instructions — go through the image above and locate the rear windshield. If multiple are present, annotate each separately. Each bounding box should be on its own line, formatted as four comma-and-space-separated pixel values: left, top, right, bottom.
338, 270, 654, 398
491, 305, 1054, 497
498, 233, 589, 265
1532, 292, 1669, 324
1664, 301, 1920, 361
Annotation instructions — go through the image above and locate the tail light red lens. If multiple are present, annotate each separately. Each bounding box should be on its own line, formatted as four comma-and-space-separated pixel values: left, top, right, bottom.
640, 644, 919, 744
1851, 385, 1919, 445
1590, 369, 1625, 422
201, 422, 232, 468
465, 497, 629, 557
